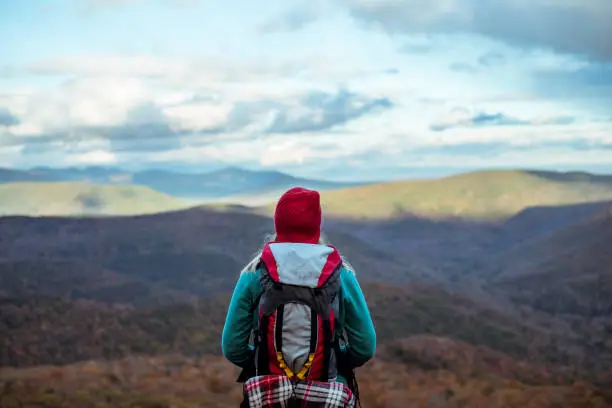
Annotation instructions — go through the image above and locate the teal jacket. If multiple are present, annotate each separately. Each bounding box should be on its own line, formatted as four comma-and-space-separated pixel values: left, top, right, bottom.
221, 265, 376, 382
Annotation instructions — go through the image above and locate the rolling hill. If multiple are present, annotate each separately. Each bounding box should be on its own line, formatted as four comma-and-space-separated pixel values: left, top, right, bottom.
0, 166, 362, 202
0, 280, 605, 381
5, 168, 612, 219
291, 169, 612, 220
321, 200, 612, 279
0, 182, 189, 216
0, 207, 423, 308
2, 204, 612, 377
486, 207, 612, 318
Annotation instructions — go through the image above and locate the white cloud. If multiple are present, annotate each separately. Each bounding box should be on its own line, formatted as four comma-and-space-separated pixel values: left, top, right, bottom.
428, 123, 612, 147
260, 142, 313, 166
2, 16, 611, 179
64, 149, 118, 165
0, 145, 23, 168
9, 77, 150, 135
29, 54, 191, 78
84, 0, 200, 10
410, 146, 612, 169
343, 0, 612, 60
21, 53, 319, 88
163, 101, 232, 132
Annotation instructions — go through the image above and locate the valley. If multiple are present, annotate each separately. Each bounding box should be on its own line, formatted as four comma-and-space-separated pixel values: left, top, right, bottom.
1, 167, 612, 407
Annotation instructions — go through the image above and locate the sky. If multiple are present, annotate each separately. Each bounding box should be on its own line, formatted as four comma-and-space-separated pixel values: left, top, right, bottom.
1, 0, 611, 182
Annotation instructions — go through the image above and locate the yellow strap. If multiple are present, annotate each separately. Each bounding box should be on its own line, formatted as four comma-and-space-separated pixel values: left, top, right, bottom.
277, 352, 295, 378
296, 353, 315, 380
277, 352, 316, 380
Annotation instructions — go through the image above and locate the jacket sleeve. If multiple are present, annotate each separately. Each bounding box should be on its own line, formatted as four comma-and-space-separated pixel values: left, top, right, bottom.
221, 270, 258, 368
340, 268, 376, 367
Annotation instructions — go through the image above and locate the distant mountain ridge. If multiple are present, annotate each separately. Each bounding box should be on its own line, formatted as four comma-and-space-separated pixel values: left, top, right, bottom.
0, 166, 364, 201
0, 182, 188, 217
3, 167, 612, 218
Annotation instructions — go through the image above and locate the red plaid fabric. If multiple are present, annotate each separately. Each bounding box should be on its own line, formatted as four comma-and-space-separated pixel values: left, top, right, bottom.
241, 375, 356, 408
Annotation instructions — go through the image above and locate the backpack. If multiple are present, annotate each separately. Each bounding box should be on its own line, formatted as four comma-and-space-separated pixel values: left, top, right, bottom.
252, 241, 343, 382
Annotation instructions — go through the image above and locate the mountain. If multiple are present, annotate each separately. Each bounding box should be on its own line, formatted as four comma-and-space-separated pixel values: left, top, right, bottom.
486, 207, 612, 318
2, 200, 609, 313
135, 167, 363, 202
0, 207, 422, 308
495, 200, 612, 248
6, 167, 612, 218
2, 179, 612, 405
0, 168, 58, 182
2, 205, 612, 377
304, 169, 612, 220
525, 170, 612, 184
0, 280, 607, 381
0, 182, 189, 216
319, 200, 612, 285
0, 166, 362, 202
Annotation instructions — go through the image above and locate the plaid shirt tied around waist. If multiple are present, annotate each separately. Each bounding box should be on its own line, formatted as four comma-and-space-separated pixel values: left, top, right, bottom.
241, 375, 356, 408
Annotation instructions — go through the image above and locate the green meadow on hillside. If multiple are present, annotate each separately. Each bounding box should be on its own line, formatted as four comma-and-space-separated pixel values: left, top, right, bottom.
0, 182, 189, 216
296, 170, 612, 220
3, 169, 612, 219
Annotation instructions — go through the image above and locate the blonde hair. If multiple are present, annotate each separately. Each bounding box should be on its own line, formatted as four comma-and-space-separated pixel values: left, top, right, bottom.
241, 231, 354, 274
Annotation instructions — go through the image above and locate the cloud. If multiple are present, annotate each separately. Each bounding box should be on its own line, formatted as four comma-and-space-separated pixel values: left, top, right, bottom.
85, 0, 139, 8
478, 51, 506, 67
64, 150, 118, 165
256, 1, 336, 34
449, 51, 507, 75
265, 88, 393, 133
531, 62, 612, 101
0, 72, 393, 165
0, 78, 206, 154
2, 8, 610, 178
430, 107, 576, 131
413, 142, 511, 157
0, 108, 19, 127
449, 63, 479, 74
27, 54, 192, 78
14, 53, 325, 90
90, 103, 188, 153
344, 0, 612, 61
174, 88, 394, 136
300, 135, 612, 182
258, 6, 321, 34
400, 44, 433, 54
84, 0, 198, 9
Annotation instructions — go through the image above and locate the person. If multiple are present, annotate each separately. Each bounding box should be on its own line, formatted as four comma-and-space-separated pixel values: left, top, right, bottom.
221, 186, 376, 407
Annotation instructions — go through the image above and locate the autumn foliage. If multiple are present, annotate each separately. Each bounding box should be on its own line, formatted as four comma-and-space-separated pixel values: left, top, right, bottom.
2, 350, 611, 408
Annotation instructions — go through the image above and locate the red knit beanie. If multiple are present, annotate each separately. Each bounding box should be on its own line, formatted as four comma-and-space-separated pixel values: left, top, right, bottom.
274, 187, 322, 244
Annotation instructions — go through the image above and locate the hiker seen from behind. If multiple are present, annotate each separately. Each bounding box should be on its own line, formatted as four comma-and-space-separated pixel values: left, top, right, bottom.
221, 187, 376, 408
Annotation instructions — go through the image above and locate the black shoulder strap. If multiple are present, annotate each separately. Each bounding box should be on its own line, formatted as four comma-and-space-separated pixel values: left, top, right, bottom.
320, 317, 332, 381
251, 292, 262, 315
256, 312, 270, 376
236, 276, 264, 383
